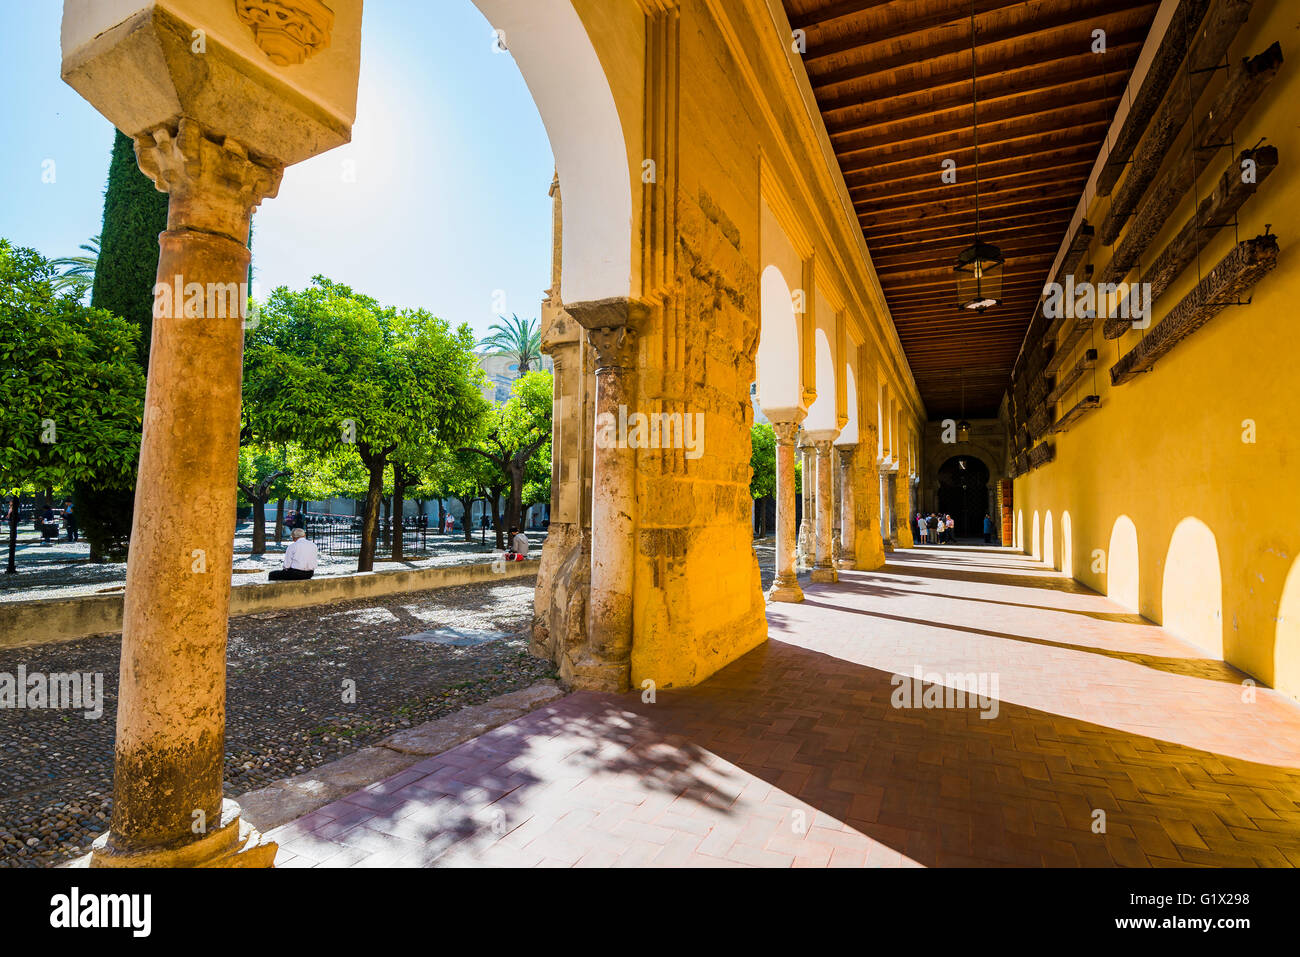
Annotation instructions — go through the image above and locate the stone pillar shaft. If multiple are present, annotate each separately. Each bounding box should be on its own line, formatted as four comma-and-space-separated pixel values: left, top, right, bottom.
95, 121, 281, 867
837, 445, 856, 569
580, 323, 635, 691
768, 420, 804, 602
810, 438, 838, 583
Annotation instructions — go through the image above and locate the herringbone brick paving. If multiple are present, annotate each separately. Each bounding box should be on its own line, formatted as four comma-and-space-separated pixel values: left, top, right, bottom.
267, 545, 1300, 867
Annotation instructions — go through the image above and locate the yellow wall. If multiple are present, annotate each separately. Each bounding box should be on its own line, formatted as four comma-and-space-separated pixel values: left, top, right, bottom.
1014, 2, 1300, 699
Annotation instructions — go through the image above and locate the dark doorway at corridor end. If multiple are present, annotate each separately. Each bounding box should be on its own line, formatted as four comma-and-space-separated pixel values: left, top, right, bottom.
936, 456, 990, 538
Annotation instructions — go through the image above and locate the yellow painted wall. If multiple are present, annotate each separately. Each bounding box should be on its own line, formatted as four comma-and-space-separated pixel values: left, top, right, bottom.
1014, 2, 1300, 699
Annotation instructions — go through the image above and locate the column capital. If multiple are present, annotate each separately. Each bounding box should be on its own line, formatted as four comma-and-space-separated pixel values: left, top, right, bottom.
585, 324, 636, 371
135, 119, 283, 240
771, 419, 801, 444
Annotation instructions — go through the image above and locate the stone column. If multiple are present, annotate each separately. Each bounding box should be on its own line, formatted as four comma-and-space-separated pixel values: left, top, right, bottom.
768, 418, 804, 602
796, 438, 813, 568
837, 445, 857, 569
567, 299, 644, 693
92, 121, 282, 868
808, 434, 839, 583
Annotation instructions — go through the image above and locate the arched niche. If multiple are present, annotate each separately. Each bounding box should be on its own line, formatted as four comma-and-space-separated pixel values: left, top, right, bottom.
1161, 517, 1224, 659
1107, 514, 1141, 613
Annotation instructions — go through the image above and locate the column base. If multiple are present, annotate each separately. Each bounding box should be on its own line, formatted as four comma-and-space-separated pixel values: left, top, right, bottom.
810, 566, 839, 584
86, 799, 276, 868
568, 655, 631, 693
835, 558, 856, 570
768, 577, 804, 603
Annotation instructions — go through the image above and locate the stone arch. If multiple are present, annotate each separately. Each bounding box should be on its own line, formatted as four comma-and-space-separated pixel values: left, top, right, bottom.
1161, 517, 1224, 659
757, 196, 805, 416
1015, 509, 1024, 551
805, 300, 838, 432
836, 348, 859, 445
1107, 514, 1141, 612
1061, 510, 1073, 577
1031, 509, 1041, 560
1043, 510, 1056, 570
756, 264, 802, 414
471, 0, 633, 304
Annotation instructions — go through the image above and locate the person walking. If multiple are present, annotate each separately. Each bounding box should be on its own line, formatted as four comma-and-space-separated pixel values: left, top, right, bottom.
926, 513, 939, 544
63, 500, 78, 542
983, 513, 994, 545
945, 514, 956, 544
916, 512, 927, 545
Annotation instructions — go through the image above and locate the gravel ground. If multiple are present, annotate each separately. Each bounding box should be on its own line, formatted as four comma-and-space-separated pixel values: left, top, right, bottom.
0, 574, 550, 868
0, 522, 544, 604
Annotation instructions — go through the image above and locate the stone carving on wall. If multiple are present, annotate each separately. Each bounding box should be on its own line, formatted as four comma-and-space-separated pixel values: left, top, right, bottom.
235, 0, 335, 67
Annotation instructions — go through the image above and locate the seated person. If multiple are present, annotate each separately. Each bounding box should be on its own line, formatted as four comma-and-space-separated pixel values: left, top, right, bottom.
504, 526, 529, 561
269, 527, 317, 581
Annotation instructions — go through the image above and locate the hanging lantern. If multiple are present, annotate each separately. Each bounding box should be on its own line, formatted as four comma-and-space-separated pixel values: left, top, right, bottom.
954, 240, 1004, 311
953, 2, 1004, 314
957, 419, 972, 442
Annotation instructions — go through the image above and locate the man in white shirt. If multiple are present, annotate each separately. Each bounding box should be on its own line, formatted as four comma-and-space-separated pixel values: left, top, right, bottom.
269, 527, 318, 581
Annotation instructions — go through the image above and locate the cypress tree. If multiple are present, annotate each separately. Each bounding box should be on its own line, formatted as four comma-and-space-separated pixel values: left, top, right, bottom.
74, 129, 169, 561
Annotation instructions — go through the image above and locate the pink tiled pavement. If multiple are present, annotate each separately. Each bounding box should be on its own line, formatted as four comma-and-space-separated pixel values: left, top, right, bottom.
267, 546, 1300, 867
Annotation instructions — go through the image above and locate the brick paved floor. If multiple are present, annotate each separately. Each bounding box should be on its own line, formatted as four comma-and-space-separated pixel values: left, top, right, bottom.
266, 545, 1300, 867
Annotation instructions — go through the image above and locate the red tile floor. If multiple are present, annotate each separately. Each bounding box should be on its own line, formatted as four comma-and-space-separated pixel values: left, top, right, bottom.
266, 545, 1300, 867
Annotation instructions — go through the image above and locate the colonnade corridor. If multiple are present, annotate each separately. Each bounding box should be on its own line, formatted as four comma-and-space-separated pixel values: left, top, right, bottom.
265, 545, 1300, 867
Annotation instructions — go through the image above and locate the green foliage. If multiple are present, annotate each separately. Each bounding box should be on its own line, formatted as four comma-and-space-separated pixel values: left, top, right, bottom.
749, 422, 776, 501
478, 313, 541, 375
462, 370, 553, 536
243, 277, 490, 459
49, 235, 100, 301
91, 130, 169, 365
75, 129, 170, 560
0, 240, 145, 496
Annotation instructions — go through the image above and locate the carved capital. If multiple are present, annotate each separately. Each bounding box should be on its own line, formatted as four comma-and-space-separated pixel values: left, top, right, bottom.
587, 325, 636, 372
567, 297, 652, 335
235, 0, 335, 67
771, 420, 800, 445
135, 119, 283, 240
811, 439, 834, 459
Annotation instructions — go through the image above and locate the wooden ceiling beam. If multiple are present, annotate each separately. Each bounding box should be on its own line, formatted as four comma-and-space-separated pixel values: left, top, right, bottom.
860, 182, 1085, 229
830, 78, 1120, 151
826, 56, 1136, 137
793, 0, 1022, 46
853, 163, 1095, 217
847, 146, 1098, 202
809, 0, 1155, 88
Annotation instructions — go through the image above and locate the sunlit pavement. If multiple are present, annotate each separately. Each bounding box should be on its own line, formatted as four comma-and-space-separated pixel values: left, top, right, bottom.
267, 546, 1300, 867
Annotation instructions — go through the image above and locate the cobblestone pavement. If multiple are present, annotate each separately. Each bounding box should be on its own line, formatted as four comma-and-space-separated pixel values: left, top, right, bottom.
269, 546, 1300, 867
0, 575, 549, 867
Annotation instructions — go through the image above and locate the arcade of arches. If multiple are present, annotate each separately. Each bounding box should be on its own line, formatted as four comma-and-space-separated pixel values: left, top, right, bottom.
55, 0, 1300, 867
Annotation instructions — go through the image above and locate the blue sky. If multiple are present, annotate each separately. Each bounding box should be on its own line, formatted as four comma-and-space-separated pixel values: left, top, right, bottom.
0, 1, 556, 342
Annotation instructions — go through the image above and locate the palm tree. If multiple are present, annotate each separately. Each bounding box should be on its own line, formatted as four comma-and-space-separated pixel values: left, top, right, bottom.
479, 314, 541, 376
50, 234, 100, 300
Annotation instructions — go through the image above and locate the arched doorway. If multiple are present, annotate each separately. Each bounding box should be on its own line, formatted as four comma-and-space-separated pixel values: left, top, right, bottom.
935, 455, 990, 538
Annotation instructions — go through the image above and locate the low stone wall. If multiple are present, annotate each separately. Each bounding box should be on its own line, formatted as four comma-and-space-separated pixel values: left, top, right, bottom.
0, 558, 540, 651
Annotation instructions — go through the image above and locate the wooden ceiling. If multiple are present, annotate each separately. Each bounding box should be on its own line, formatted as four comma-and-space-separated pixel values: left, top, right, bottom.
784, 0, 1160, 418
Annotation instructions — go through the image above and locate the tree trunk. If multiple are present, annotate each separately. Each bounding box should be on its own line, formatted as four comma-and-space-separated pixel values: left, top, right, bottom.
455, 496, 475, 542
251, 499, 267, 555
274, 497, 285, 544
357, 451, 387, 573
490, 489, 505, 549
437, 500, 446, 533
5, 502, 18, 574
391, 469, 407, 562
